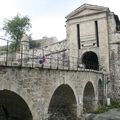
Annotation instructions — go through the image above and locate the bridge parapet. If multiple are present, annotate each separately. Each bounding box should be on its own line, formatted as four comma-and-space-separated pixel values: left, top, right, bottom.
0, 38, 100, 71
0, 49, 100, 72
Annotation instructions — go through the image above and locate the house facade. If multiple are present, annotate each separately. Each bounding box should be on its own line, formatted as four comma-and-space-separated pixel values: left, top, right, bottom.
66, 3, 120, 99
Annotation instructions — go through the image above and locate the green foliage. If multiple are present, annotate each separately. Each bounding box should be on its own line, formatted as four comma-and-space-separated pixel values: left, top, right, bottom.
110, 101, 120, 109
3, 14, 32, 51
95, 101, 120, 114
28, 35, 40, 49
95, 105, 109, 114
29, 40, 40, 49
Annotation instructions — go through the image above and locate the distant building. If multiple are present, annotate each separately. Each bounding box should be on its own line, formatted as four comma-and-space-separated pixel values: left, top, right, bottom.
33, 36, 58, 48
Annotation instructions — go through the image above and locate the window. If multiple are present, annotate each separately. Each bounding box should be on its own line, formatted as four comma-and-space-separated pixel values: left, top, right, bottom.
95, 21, 99, 47
77, 24, 81, 49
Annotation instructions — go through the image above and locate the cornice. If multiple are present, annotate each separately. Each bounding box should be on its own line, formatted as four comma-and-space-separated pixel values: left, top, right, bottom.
66, 3, 110, 20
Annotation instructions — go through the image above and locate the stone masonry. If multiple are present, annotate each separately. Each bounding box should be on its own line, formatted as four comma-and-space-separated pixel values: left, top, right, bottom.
0, 3, 120, 120
0, 66, 104, 120
65, 3, 120, 100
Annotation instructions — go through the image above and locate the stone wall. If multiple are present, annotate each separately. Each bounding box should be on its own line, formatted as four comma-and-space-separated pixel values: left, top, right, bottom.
107, 11, 120, 99
66, 8, 110, 72
109, 44, 120, 99
33, 36, 58, 47
0, 66, 104, 120
66, 4, 120, 100
27, 40, 68, 66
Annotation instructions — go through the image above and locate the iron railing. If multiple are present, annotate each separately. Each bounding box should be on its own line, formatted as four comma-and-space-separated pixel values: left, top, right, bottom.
0, 38, 99, 71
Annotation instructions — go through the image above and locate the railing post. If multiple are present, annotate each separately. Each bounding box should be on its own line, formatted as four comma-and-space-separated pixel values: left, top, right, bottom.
32, 49, 34, 68
6, 40, 9, 66
77, 57, 79, 70
73, 57, 74, 70
63, 53, 64, 69
68, 56, 70, 70
20, 47, 23, 67
50, 54, 52, 68
57, 53, 58, 69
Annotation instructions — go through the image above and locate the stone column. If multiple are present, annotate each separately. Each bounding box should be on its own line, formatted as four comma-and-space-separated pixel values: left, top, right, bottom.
20, 34, 29, 66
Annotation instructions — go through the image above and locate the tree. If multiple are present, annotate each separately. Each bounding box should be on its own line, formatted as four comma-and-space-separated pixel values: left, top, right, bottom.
29, 40, 41, 49
3, 14, 32, 51
28, 35, 41, 49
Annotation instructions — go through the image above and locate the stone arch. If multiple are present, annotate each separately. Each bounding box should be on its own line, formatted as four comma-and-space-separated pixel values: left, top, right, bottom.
81, 51, 99, 70
0, 89, 33, 120
83, 81, 95, 113
98, 79, 104, 105
48, 84, 77, 120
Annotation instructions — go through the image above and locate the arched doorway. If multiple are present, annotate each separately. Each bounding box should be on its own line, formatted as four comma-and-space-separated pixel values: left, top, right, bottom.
0, 89, 32, 120
83, 82, 95, 113
48, 84, 77, 120
98, 79, 104, 105
82, 51, 99, 70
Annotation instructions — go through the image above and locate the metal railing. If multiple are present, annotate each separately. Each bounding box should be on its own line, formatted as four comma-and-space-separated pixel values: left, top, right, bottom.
0, 38, 99, 71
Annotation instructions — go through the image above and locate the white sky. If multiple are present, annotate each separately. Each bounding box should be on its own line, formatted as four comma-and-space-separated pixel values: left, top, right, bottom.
0, 0, 120, 45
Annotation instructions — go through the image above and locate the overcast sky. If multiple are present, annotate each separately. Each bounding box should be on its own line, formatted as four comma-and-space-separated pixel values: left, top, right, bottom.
0, 0, 120, 45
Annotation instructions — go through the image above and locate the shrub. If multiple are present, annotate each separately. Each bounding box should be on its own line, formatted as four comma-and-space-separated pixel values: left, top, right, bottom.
110, 101, 120, 109
95, 105, 109, 114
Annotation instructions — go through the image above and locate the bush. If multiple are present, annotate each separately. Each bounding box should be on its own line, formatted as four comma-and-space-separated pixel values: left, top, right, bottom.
95, 101, 120, 114
95, 105, 109, 114
110, 101, 120, 109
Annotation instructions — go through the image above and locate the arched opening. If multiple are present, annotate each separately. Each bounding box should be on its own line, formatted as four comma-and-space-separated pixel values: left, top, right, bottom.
0, 89, 32, 120
98, 79, 104, 105
83, 82, 95, 113
82, 51, 99, 70
48, 84, 77, 120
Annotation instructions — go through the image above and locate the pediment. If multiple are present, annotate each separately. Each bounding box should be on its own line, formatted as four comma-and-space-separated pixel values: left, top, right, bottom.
66, 4, 109, 20
73, 9, 101, 18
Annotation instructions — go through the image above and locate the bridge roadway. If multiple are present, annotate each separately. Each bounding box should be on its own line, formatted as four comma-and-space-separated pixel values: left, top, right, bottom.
0, 64, 105, 120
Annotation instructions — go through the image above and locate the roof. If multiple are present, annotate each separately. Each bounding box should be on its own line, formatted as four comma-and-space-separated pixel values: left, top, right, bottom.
66, 3, 110, 20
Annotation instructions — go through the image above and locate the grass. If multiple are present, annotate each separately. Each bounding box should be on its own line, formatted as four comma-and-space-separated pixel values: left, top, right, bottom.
95, 100, 120, 114
109, 101, 120, 109
95, 105, 109, 114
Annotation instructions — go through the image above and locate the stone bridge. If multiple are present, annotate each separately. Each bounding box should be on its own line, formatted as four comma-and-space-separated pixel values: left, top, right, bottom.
0, 66, 105, 120
1, 3, 120, 119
